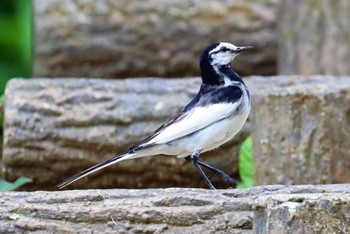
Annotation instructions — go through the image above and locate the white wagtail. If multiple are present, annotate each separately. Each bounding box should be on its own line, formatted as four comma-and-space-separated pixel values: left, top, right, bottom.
58, 42, 252, 189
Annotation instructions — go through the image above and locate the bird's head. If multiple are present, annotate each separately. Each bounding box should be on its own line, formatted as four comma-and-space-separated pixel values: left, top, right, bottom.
200, 42, 253, 85
201, 42, 253, 66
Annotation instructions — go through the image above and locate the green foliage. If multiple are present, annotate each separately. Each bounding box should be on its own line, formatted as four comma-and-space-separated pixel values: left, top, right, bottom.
0, 177, 32, 192
0, 0, 32, 94
0, 94, 3, 125
0, 2, 33, 192
237, 136, 254, 189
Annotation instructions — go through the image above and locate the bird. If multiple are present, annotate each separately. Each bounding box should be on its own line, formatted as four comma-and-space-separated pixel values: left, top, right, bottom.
57, 42, 253, 190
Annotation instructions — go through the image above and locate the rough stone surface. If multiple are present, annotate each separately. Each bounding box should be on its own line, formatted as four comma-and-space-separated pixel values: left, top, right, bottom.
4, 76, 350, 190
3, 78, 250, 190
34, 0, 279, 78
278, 0, 350, 75
0, 184, 348, 233
254, 185, 350, 234
251, 76, 350, 185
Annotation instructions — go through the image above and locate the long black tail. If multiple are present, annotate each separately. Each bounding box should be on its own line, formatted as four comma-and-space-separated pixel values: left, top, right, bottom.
57, 153, 128, 189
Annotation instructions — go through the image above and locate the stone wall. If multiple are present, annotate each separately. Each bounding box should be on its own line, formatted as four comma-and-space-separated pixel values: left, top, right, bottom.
34, 0, 279, 78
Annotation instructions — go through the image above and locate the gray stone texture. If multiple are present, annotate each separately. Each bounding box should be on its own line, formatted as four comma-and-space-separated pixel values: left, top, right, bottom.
3, 78, 249, 190
278, 0, 350, 75
34, 0, 279, 78
254, 191, 350, 234
3, 76, 350, 190
251, 76, 350, 185
0, 184, 348, 233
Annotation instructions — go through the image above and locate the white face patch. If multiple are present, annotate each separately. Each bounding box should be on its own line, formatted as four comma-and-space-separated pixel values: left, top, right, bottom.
209, 42, 239, 66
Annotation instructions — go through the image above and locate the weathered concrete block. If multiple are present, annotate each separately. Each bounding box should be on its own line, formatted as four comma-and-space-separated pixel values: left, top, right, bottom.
254, 186, 350, 233
251, 76, 350, 185
0, 185, 348, 233
34, 0, 279, 78
0, 187, 255, 234
4, 76, 350, 190
3, 78, 249, 190
278, 0, 350, 75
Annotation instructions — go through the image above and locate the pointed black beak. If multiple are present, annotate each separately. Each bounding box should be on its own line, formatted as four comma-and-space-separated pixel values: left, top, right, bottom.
235, 46, 254, 53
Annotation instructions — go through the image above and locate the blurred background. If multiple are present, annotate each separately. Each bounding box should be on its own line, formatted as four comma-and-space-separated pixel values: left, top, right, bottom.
0, 0, 32, 190
0, 0, 31, 135
0, 0, 32, 96
0, 0, 349, 191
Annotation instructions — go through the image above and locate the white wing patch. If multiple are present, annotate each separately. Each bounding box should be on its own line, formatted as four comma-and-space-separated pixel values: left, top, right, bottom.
145, 102, 241, 146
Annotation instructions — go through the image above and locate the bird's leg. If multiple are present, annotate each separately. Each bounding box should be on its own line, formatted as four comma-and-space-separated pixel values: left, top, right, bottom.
197, 161, 238, 185
185, 157, 215, 180
185, 157, 238, 185
188, 150, 216, 190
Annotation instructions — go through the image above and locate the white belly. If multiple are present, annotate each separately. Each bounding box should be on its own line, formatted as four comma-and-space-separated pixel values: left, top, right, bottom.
135, 86, 251, 159
158, 104, 250, 158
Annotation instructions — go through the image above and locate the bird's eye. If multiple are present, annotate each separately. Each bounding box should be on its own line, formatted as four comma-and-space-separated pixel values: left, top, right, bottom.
220, 46, 229, 52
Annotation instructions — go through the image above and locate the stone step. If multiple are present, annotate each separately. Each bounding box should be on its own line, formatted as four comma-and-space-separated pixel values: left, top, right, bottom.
0, 184, 348, 233
251, 76, 350, 185
3, 76, 350, 190
3, 77, 247, 190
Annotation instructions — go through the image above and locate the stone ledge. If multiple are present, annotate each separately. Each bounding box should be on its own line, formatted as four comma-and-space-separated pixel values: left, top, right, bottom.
4, 76, 350, 190
3, 77, 247, 190
254, 192, 350, 234
0, 184, 349, 233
